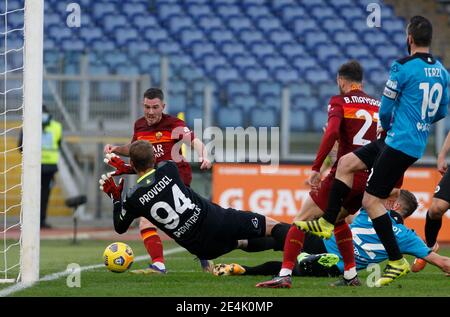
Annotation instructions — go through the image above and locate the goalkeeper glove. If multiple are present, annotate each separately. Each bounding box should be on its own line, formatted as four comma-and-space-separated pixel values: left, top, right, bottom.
104, 153, 135, 175
99, 173, 124, 201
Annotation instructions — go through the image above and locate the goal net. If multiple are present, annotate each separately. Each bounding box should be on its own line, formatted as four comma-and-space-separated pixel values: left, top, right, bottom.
0, 0, 43, 284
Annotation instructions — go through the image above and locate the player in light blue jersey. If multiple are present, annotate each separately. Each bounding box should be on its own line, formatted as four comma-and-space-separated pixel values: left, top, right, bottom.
297, 16, 449, 287
214, 190, 450, 279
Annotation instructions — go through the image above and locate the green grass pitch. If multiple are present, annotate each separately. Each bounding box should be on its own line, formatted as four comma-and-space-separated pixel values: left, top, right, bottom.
0, 240, 449, 297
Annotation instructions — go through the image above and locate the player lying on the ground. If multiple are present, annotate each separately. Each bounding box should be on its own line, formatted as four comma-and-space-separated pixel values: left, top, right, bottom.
214, 190, 450, 281
99, 140, 290, 267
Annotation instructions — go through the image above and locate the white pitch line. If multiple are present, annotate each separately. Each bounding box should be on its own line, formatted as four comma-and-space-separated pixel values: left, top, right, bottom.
0, 246, 187, 297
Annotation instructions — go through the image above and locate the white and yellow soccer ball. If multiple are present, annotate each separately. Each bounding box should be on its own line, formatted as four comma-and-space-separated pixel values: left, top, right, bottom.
103, 242, 134, 273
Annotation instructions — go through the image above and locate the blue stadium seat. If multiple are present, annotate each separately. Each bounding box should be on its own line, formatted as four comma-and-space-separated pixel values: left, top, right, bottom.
101, 15, 128, 32
198, 15, 223, 29
322, 18, 348, 33
93, 2, 117, 18
232, 53, 259, 70
191, 41, 216, 59
288, 83, 313, 98
215, 4, 241, 18
143, 29, 169, 45
88, 63, 110, 75
367, 69, 389, 86
103, 52, 128, 67
255, 17, 283, 33
227, 16, 253, 32
229, 94, 257, 111
137, 55, 160, 70
305, 31, 328, 48
291, 56, 317, 72
311, 6, 336, 20
167, 15, 195, 34
61, 38, 85, 51
114, 27, 139, 46
249, 106, 279, 128
273, 67, 299, 84
245, 5, 271, 19
251, 43, 275, 59
293, 18, 318, 34
227, 80, 252, 96
213, 66, 240, 83
262, 55, 289, 72
158, 3, 183, 20
268, 30, 294, 46
123, 3, 149, 17
293, 96, 320, 109
203, 54, 227, 74
280, 5, 306, 24
127, 41, 151, 57
215, 106, 245, 128
185, 106, 203, 128
243, 67, 269, 83
157, 40, 182, 55
186, 4, 212, 17
79, 27, 103, 44
290, 107, 308, 132
345, 44, 371, 60
131, 14, 159, 31
239, 29, 264, 44
179, 28, 204, 46
382, 17, 405, 33
91, 39, 116, 52
318, 83, 337, 99
311, 108, 328, 132
209, 28, 235, 45
257, 81, 281, 99
167, 93, 186, 115
221, 41, 247, 58
337, 5, 364, 22
280, 43, 307, 60
316, 44, 341, 61
333, 30, 359, 47
115, 64, 140, 75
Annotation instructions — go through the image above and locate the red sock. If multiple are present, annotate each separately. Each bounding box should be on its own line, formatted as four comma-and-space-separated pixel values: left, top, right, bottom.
141, 228, 164, 264
281, 225, 305, 270
334, 221, 355, 271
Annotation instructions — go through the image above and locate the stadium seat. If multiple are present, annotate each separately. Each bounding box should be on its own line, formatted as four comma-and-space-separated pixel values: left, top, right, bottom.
185, 106, 203, 128
167, 93, 186, 115
227, 80, 253, 96
311, 109, 328, 132
290, 107, 309, 132
249, 106, 279, 128
215, 106, 245, 128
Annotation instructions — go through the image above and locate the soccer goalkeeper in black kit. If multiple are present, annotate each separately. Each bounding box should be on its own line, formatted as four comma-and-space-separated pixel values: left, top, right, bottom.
99, 140, 289, 261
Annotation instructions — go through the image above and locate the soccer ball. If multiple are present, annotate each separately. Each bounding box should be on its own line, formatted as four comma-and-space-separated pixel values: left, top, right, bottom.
103, 242, 134, 273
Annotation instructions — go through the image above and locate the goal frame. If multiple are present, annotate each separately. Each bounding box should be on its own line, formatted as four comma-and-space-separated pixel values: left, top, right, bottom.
19, 0, 43, 284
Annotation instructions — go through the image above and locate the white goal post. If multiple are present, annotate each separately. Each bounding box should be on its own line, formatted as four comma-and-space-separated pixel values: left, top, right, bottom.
19, 0, 43, 284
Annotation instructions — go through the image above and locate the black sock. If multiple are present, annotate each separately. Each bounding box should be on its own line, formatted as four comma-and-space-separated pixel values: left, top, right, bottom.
323, 179, 351, 224
245, 237, 275, 252
243, 261, 282, 276
425, 211, 442, 247
372, 213, 402, 261
270, 222, 290, 250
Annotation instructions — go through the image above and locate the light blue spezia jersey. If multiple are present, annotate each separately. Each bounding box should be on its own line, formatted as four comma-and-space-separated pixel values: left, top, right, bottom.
380, 53, 449, 158
323, 210, 430, 272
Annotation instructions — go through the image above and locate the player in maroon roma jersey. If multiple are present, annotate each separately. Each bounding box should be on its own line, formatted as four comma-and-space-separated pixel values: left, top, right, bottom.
104, 88, 211, 274
257, 61, 380, 288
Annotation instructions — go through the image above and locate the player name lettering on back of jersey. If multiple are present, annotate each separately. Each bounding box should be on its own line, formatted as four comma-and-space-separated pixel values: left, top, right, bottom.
138, 176, 173, 205
343, 96, 380, 106
153, 144, 164, 158
424, 67, 442, 77
173, 207, 201, 238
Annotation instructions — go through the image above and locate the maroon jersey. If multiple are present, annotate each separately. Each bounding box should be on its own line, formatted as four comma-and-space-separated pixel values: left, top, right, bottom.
312, 90, 380, 174
132, 113, 194, 185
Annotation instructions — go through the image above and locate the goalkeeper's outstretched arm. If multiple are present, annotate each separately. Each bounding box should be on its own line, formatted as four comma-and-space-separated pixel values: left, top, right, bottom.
112, 200, 136, 234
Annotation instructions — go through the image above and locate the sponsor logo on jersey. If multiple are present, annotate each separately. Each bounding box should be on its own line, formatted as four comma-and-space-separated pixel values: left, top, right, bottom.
251, 217, 259, 228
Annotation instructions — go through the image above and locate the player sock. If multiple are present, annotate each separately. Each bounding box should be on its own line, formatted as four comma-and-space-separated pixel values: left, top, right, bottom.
323, 179, 351, 224
243, 261, 281, 276
425, 211, 442, 247
245, 237, 276, 252
281, 225, 305, 272
372, 213, 402, 261
141, 227, 165, 264
334, 221, 357, 279
270, 222, 291, 251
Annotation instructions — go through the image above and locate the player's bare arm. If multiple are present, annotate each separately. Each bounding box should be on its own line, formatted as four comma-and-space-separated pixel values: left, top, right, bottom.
423, 252, 450, 274
191, 138, 212, 170
104, 143, 131, 156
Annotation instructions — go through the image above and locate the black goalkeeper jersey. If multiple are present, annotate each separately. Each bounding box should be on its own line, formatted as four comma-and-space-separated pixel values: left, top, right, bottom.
114, 161, 221, 248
